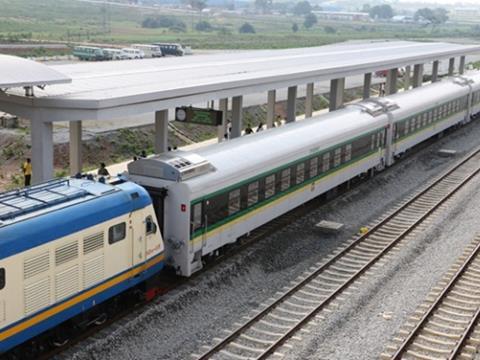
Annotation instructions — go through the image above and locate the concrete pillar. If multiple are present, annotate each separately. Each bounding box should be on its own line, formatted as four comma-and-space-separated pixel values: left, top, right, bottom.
404, 65, 411, 91
31, 120, 54, 184
266, 90, 276, 128
231, 96, 243, 138
305, 83, 314, 118
459, 56, 466, 75
286, 86, 297, 123
155, 109, 169, 153
363, 73, 372, 100
385, 68, 398, 95
413, 64, 424, 88
432, 60, 440, 83
69, 120, 82, 175
449, 57, 455, 76
217, 98, 228, 142
329, 78, 345, 111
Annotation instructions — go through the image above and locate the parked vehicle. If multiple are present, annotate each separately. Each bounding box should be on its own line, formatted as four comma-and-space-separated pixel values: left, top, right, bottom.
121, 48, 145, 59
72, 46, 107, 61
103, 48, 125, 60
131, 44, 163, 58
152, 43, 185, 56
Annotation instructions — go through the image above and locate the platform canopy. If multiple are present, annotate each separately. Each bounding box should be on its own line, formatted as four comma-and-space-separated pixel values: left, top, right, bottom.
0, 54, 71, 89
0, 41, 479, 122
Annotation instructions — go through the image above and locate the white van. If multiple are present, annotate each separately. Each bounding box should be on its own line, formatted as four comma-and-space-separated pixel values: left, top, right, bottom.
103, 48, 124, 60
121, 48, 145, 59
131, 44, 163, 58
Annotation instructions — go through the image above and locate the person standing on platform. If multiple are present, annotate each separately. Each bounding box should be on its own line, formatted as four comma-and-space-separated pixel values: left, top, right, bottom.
98, 163, 110, 177
22, 158, 32, 187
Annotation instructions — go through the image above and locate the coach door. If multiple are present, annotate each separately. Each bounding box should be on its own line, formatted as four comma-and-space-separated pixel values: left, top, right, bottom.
145, 187, 166, 239
190, 201, 206, 255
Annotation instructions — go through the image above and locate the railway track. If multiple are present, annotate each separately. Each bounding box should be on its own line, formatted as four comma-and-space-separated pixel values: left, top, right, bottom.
382, 235, 480, 360
194, 149, 480, 360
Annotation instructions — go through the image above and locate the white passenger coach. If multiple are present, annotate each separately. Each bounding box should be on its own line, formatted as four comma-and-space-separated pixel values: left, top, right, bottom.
128, 72, 480, 277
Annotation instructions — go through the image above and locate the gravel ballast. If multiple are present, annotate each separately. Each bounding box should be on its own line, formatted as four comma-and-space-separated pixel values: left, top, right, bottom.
59, 120, 480, 360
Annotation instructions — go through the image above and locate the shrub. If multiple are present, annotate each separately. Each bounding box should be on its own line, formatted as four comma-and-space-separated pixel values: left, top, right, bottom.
239, 22, 256, 34
196, 20, 213, 32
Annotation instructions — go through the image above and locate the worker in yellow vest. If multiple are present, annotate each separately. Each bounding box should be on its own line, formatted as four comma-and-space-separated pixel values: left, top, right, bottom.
22, 158, 32, 187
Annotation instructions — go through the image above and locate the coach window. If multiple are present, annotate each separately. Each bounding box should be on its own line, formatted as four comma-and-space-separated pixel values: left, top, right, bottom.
265, 174, 276, 199
322, 152, 331, 172
280, 169, 291, 192
247, 181, 259, 207
333, 148, 342, 167
0, 268, 5, 290
228, 189, 241, 216
108, 223, 126, 244
345, 144, 352, 161
404, 119, 409, 135
191, 202, 203, 232
296, 163, 305, 185
309, 157, 318, 179
146, 216, 157, 235
409, 118, 414, 132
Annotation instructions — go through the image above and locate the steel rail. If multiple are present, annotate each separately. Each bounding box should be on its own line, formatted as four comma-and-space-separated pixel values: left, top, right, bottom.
197, 146, 480, 360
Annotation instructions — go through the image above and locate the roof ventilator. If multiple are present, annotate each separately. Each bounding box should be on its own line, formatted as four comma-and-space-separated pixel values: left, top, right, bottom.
127, 151, 215, 181
353, 98, 399, 117
453, 76, 474, 87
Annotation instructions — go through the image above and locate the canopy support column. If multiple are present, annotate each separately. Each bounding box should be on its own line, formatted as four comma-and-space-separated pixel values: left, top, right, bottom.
155, 109, 169, 153
266, 90, 276, 128
432, 60, 440, 83
404, 65, 411, 90
31, 120, 54, 184
449, 57, 455, 76
413, 64, 424, 88
305, 83, 314, 118
286, 86, 297, 123
386, 68, 398, 95
217, 98, 228, 142
329, 78, 345, 111
363, 73, 372, 99
459, 56, 466, 75
69, 120, 82, 175
231, 96, 243, 138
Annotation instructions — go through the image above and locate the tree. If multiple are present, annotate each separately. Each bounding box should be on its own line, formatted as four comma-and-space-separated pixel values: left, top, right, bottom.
303, 13, 317, 29
293, 1, 311, 16
183, 0, 207, 11
292, 23, 299, 33
196, 20, 213, 31
255, 0, 272, 14
324, 25, 336, 34
239, 22, 256, 34
369, 4, 394, 19
142, 16, 187, 31
361, 4, 370, 13
415, 7, 449, 25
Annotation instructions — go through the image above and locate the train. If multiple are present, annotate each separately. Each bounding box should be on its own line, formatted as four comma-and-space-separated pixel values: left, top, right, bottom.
1, 71, 480, 355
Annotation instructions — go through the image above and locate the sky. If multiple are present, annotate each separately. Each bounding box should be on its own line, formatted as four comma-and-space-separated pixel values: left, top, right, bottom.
396, 0, 477, 3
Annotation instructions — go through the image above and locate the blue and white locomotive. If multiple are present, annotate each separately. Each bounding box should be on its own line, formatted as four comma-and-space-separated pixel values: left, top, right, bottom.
0, 179, 164, 354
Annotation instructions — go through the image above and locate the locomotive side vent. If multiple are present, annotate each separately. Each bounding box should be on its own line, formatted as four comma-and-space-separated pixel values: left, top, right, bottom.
83, 232, 104, 255
24, 252, 50, 280
24, 277, 50, 315
83, 255, 104, 288
55, 241, 79, 267
55, 266, 79, 301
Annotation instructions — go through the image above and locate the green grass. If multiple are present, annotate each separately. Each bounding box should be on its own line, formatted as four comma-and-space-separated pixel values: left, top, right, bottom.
0, 0, 478, 50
